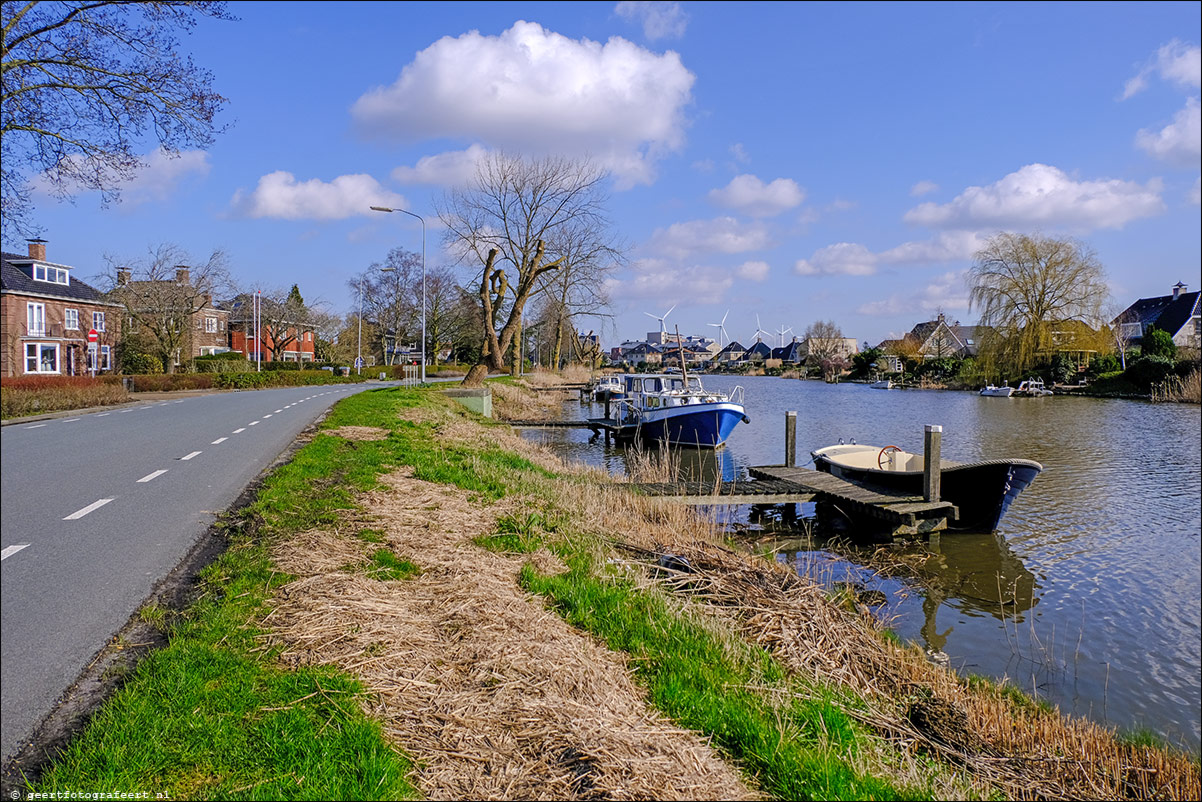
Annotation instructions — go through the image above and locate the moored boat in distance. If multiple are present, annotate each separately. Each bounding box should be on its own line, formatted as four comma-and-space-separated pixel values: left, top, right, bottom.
1014, 378, 1053, 397
591, 375, 626, 403
980, 385, 1014, 397
869, 379, 893, 389
609, 373, 749, 448
810, 443, 1043, 532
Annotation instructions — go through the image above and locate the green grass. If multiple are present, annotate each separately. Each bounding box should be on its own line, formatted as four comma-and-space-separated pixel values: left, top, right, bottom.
520, 555, 929, 801
364, 548, 421, 580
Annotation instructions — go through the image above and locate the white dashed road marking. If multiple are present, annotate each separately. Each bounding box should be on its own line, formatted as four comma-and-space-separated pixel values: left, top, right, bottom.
137, 470, 168, 483
211, 437, 228, 445
64, 499, 115, 520
2, 545, 30, 561
180, 451, 202, 461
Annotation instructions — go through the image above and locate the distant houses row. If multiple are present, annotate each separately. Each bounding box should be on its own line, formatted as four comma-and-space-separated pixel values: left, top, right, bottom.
1, 241, 315, 378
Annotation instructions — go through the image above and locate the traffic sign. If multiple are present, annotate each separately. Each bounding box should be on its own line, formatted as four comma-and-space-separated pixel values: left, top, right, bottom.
88, 329, 99, 343
354, 357, 364, 368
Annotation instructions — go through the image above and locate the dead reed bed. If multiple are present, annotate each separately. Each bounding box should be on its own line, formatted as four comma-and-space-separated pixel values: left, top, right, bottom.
263, 469, 755, 801
1151, 369, 1201, 403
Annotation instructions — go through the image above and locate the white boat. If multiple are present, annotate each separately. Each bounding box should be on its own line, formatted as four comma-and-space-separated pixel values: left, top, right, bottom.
610, 373, 749, 448
869, 379, 893, 390
591, 375, 625, 403
1014, 378, 1053, 397
811, 443, 1043, 532
980, 385, 1013, 397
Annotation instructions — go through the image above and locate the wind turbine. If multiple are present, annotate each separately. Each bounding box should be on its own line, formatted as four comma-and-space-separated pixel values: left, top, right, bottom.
707, 310, 730, 347
752, 314, 770, 343
644, 304, 676, 341
775, 325, 794, 347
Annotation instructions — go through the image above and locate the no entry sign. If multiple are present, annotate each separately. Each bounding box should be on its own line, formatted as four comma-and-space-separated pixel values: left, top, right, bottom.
88, 329, 99, 343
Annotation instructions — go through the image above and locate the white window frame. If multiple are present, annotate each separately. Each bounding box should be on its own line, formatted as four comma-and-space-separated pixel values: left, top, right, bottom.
100, 345, 112, 371
33, 264, 69, 284
92, 311, 106, 332
27, 302, 46, 336
205, 316, 218, 333
25, 342, 60, 373
64, 308, 80, 330
1120, 322, 1143, 338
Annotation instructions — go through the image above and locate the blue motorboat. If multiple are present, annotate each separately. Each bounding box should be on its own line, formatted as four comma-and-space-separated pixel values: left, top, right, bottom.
610, 373, 749, 448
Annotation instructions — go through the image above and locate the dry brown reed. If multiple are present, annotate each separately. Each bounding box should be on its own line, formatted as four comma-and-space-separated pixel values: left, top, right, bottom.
1151, 369, 1201, 403
263, 468, 755, 801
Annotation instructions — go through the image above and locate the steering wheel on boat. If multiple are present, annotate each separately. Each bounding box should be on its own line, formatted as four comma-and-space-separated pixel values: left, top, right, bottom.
877, 445, 902, 469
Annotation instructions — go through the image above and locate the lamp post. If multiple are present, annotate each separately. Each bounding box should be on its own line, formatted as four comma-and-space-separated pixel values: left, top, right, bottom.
370, 205, 426, 383
357, 266, 395, 375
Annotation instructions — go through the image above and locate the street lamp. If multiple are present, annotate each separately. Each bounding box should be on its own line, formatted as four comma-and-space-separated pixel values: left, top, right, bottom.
357, 266, 395, 376
370, 205, 426, 383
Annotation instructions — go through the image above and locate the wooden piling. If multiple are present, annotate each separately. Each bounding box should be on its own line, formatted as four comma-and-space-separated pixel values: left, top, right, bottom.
785, 411, 797, 467
924, 424, 942, 502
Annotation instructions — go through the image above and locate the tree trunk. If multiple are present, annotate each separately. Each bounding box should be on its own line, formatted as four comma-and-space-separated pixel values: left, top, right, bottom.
510, 310, 522, 377
462, 362, 489, 387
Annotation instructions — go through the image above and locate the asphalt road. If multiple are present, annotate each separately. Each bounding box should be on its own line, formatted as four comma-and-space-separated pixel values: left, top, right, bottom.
0, 382, 392, 766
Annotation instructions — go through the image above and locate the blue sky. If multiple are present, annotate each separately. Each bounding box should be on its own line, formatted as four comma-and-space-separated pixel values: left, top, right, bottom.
13, 1, 1201, 349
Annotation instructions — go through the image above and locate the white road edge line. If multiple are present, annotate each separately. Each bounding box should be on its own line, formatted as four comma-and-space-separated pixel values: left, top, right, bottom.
137, 470, 168, 483
180, 451, 202, 461
27, 424, 47, 429
64, 498, 115, 520
2, 544, 30, 561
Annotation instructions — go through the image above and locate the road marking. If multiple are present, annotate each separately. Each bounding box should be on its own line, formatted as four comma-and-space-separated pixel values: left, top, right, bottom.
274, 409, 283, 413
62, 418, 80, 422
248, 421, 259, 426
96, 412, 110, 417
64, 498, 115, 520
211, 437, 228, 445
140, 406, 152, 410
2, 544, 30, 561
263, 414, 272, 418
27, 424, 47, 429
137, 470, 168, 483
180, 451, 202, 461
232, 427, 246, 434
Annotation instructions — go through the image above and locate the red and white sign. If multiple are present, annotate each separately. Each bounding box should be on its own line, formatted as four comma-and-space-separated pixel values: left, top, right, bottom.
87, 329, 99, 343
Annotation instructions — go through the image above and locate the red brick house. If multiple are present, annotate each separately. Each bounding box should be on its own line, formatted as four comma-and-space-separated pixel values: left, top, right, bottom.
1, 240, 123, 377
226, 293, 316, 363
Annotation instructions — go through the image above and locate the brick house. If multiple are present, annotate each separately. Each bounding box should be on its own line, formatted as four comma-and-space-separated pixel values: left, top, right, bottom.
111, 265, 231, 369
1113, 282, 1201, 351
225, 293, 316, 363
1, 240, 123, 377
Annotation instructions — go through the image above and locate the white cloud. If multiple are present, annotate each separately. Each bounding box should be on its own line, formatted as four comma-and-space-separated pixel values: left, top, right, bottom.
231, 171, 407, 220
1136, 97, 1202, 167
31, 147, 210, 208
910, 180, 939, 197
857, 272, 969, 317
729, 143, 750, 164
607, 257, 733, 305
707, 174, 805, 217
903, 163, 1165, 231
351, 21, 694, 187
1122, 39, 1201, 99
647, 216, 772, 260
391, 145, 490, 186
794, 242, 878, 276
735, 260, 770, 281
614, 1, 688, 40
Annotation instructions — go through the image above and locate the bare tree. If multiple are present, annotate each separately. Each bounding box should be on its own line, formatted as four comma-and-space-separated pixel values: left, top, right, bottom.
438, 152, 619, 385
1, 1, 233, 241
969, 232, 1109, 378
242, 283, 312, 361
803, 319, 850, 380
534, 219, 621, 368
353, 247, 421, 365
104, 243, 231, 373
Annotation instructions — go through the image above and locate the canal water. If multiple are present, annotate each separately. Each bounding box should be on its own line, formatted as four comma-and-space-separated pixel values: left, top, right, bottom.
518, 375, 1202, 753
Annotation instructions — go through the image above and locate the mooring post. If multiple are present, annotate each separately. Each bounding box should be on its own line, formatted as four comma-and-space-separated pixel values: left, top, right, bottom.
924, 424, 942, 502
785, 411, 797, 467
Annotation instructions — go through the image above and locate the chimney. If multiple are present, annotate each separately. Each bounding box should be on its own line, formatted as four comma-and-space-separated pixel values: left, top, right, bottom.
175, 265, 190, 284
27, 238, 47, 261
1172, 282, 1186, 300
116, 268, 131, 286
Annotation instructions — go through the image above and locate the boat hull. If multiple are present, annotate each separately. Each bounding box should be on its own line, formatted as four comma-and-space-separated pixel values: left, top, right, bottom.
622, 402, 749, 448
811, 448, 1042, 532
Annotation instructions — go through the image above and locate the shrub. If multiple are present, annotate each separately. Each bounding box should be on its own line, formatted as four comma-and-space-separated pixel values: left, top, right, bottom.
1141, 327, 1177, 360
120, 350, 163, 375
1087, 353, 1120, 377
194, 354, 253, 373
1, 376, 129, 418
127, 374, 216, 392
1123, 355, 1175, 390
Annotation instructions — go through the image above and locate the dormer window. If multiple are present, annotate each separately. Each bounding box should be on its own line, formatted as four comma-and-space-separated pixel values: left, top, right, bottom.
33, 264, 69, 285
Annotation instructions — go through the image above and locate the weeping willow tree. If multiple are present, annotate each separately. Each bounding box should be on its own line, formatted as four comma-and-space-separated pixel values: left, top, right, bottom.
968, 233, 1109, 380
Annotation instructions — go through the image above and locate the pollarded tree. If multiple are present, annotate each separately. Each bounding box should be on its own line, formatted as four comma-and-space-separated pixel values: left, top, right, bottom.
438, 152, 620, 385
1, 1, 233, 241
968, 233, 1109, 379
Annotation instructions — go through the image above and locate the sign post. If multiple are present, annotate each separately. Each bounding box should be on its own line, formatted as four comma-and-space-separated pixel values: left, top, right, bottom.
87, 329, 99, 377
